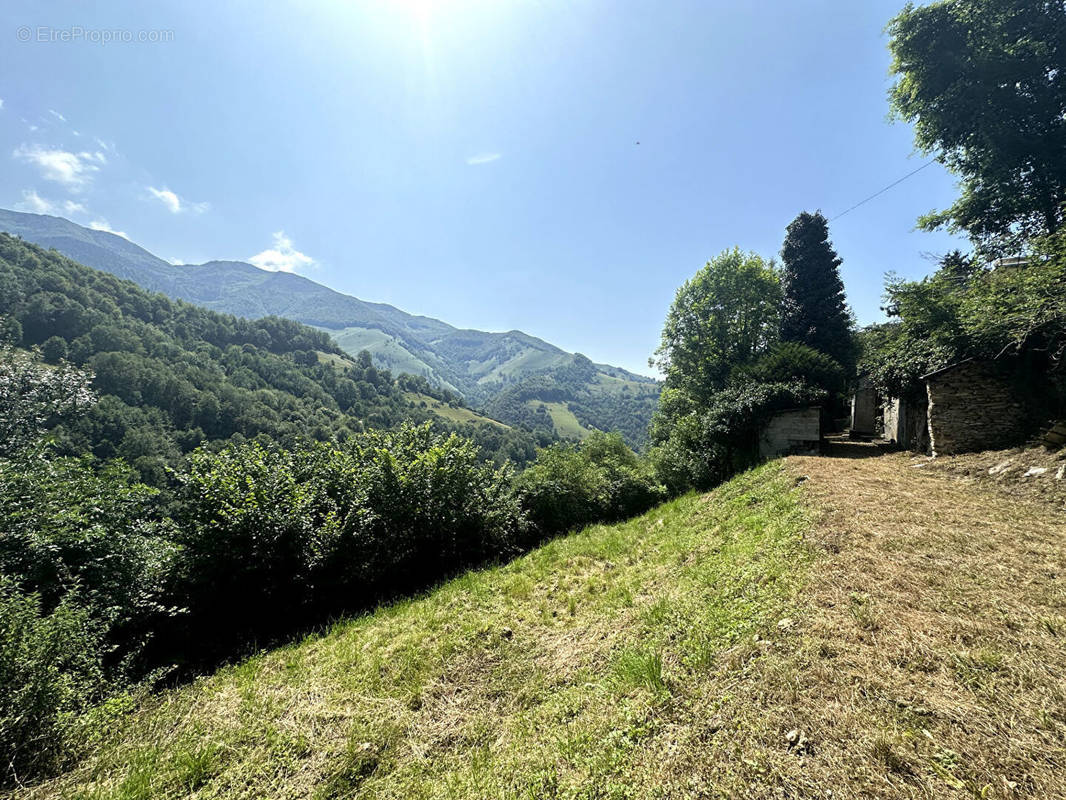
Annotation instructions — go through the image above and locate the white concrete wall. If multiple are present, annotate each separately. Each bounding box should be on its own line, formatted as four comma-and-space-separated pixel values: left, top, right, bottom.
759, 408, 821, 457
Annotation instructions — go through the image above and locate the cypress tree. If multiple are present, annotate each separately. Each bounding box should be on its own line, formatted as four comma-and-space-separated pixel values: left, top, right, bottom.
779, 211, 855, 374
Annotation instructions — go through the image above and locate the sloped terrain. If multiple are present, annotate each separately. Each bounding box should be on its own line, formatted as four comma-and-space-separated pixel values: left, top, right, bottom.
920, 443, 1066, 510
15, 462, 811, 799
18, 445, 1065, 799
0, 209, 660, 440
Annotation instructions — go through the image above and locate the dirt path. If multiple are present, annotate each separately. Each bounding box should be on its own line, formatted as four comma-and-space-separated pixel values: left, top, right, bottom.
729, 442, 1066, 798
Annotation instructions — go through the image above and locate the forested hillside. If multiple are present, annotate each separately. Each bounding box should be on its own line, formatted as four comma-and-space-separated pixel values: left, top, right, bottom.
0, 210, 661, 441
0, 234, 544, 478
483, 353, 661, 447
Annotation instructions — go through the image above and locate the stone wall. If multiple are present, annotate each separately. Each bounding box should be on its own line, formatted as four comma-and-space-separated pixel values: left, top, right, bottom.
925, 361, 1028, 456
759, 407, 821, 457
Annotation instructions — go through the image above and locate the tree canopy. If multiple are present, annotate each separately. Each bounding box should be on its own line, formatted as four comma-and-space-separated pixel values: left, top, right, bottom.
779, 211, 856, 375
888, 0, 1066, 254
653, 248, 782, 401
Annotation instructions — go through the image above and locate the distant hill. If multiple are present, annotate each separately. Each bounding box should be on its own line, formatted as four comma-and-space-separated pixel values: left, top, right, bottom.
0, 209, 660, 446
0, 234, 544, 480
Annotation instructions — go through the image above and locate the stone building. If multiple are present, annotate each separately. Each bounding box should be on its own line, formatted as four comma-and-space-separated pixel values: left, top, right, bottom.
882, 395, 929, 452
759, 406, 822, 457
922, 360, 1029, 456
849, 377, 879, 438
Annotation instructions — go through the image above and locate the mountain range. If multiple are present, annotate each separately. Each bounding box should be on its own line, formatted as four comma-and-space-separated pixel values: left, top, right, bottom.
0, 209, 660, 446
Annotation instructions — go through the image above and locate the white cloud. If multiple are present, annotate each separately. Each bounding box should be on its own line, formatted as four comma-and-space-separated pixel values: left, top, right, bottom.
48, 109, 67, 123
249, 231, 315, 273
466, 152, 501, 165
15, 189, 55, 214
13, 144, 106, 190
88, 218, 128, 240
0, 98, 4, 110
147, 185, 209, 215
13, 190, 89, 217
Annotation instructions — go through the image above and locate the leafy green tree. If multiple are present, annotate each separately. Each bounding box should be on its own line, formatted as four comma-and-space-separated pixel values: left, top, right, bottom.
888, 0, 1066, 254
779, 212, 856, 375
40, 336, 67, 364
862, 234, 1066, 404
0, 346, 95, 458
653, 248, 781, 401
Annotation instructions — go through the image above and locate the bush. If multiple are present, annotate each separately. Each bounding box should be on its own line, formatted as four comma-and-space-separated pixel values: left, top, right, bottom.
517, 432, 664, 538
0, 582, 107, 785
649, 380, 825, 493
171, 423, 524, 651
314, 424, 523, 602
0, 451, 175, 667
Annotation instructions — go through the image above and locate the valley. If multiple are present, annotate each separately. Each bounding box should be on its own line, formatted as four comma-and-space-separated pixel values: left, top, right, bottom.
0, 209, 660, 446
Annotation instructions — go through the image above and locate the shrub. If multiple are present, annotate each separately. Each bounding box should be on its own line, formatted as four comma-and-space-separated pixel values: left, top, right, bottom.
0, 582, 107, 785
0, 451, 175, 666
171, 441, 330, 647
171, 423, 525, 651
314, 424, 524, 602
517, 432, 664, 538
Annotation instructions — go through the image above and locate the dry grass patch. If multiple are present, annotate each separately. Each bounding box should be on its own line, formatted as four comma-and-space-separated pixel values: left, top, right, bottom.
922, 442, 1066, 510
669, 441, 1065, 798
14, 445, 1062, 799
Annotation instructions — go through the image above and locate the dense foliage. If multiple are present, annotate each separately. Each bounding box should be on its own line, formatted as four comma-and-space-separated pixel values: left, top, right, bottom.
0, 235, 542, 477
861, 236, 1066, 410
516, 432, 665, 535
888, 0, 1066, 254
780, 212, 856, 377
650, 246, 846, 491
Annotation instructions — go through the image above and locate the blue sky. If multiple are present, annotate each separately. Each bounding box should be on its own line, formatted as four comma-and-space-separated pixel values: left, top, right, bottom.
1, 0, 966, 376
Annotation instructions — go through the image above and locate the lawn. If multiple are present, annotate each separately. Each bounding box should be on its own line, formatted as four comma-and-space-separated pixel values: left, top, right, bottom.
20, 462, 810, 800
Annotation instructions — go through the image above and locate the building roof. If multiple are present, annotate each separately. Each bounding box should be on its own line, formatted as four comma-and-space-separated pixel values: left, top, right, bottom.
920, 358, 976, 381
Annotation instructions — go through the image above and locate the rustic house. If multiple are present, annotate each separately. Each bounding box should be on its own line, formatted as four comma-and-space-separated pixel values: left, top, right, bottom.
849, 378, 879, 438
759, 406, 822, 457
882, 395, 929, 452
922, 360, 1029, 456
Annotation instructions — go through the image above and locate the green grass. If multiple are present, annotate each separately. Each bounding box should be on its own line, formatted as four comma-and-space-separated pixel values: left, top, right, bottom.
528, 400, 593, 440
403, 392, 510, 429
25, 461, 811, 800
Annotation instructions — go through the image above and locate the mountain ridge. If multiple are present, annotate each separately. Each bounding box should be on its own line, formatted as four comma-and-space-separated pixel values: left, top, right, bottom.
0, 209, 659, 445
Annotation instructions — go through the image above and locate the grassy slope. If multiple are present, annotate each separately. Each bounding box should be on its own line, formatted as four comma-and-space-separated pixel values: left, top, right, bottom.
21, 462, 811, 800
402, 392, 510, 430
529, 400, 594, 441
25, 444, 1063, 799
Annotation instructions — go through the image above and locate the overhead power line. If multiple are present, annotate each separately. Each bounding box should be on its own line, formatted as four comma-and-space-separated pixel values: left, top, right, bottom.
830, 158, 938, 221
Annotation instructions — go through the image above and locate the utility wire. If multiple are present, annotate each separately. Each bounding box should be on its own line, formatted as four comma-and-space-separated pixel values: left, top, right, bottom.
830, 158, 938, 221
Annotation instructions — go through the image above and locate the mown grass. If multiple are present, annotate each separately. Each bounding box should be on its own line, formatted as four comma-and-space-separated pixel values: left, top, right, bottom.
528, 400, 593, 441
17, 461, 810, 800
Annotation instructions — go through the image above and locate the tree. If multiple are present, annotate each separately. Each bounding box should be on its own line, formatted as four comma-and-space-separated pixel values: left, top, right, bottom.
653, 248, 781, 401
41, 336, 67, 364
0, 346, 95, 458
888, 0, 1066, 254
779, 212, 856, 375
